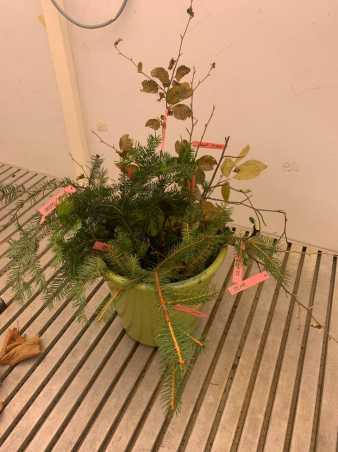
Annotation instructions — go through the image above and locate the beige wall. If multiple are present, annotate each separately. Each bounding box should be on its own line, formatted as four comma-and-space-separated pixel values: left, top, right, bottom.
0, 0, 73, 177
1, 1, 338, 249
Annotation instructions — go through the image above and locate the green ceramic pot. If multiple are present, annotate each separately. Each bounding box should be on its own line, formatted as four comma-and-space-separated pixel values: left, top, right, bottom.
103, 247, 227, 347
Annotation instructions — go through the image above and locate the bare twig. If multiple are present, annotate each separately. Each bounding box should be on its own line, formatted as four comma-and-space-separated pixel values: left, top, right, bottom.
249, 249, 338, 344
114, 43, 165, 94
230, 186, 288, 243
201, 135, 230, 198
91, 130, 118, 153
232, 187, 265, 230
68, 152, 88, 177
193, 62, 216, 93
194, 105, 216, 158
187, 67, 198, 143
168, 0, 194, 87
280, 283, 338, 344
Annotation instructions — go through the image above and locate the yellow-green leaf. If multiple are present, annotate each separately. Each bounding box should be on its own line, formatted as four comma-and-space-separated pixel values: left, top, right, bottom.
150, 67, 170, 87
166, 82, 193, 105
221, 158, 235, 177
172, 104, 192, 120
119, 134, 133, 152
234, 160, 268, 180
197, 155, 217, 171
175, 65, 191, 81
221, 182, 230, 202
141, 79, 158, 93
145, 118, 161, 130
237, 145, 250, 160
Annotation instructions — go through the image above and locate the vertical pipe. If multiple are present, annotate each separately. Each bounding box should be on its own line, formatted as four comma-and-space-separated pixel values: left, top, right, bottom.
40, 0, 89, 177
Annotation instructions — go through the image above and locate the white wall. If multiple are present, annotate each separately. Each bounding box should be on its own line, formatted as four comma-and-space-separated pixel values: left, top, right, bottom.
0, 0, 73, 177
66, 0, 338, 250
2, 0, 338, 250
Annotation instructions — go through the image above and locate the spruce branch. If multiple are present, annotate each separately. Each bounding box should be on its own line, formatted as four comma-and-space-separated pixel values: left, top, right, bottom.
183, 331, 204, 347
155, 270, 185, 367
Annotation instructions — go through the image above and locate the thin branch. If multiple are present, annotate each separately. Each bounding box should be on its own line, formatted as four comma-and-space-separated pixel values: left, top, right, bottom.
234, 187, 264, 230
114, 43, 165, 94
233, 186, 287, 242
193, 62, 216, 93
91, 130, 118, 153
281, 282, 338, 343
201, 135, 230, 199
187, 67, 198, 143
194, 105, 216, 159
249, 250, 338, 344
168, 0, 194, 87
68, 152, 88, 177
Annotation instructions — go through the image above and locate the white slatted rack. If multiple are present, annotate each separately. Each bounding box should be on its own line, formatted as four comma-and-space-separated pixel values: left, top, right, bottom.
0, 162, 337, 452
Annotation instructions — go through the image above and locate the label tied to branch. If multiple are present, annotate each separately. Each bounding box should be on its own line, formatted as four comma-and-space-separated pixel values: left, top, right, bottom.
191, 141, 224, 150
232, 255, 244, 284
38, 185, 76, 224
92, 241, 112, 252
228, 271, 270, 295
174, 304, 208, 318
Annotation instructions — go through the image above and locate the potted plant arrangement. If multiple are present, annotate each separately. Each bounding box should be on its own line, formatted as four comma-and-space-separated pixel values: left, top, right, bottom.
0, 2, 290, 412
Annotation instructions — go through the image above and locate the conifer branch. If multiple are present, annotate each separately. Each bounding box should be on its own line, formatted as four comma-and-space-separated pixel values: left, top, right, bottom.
155, 270, 185, 367
183, 331, 204, 347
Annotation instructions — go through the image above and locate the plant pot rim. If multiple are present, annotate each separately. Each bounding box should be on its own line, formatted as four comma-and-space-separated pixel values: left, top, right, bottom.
102, 246, 228, 292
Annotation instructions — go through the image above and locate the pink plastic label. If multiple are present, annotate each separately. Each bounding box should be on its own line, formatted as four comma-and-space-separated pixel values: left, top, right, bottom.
64, 185, 77, 194
191, 141, 224, 150
232, 256, 244, 284
38, 185, 76, 224
174, 304, 208, 318
228, 271, 269, 295
92, 241, 111, 251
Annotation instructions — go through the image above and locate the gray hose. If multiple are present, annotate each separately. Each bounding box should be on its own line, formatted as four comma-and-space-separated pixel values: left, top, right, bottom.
49, 0, 129, 29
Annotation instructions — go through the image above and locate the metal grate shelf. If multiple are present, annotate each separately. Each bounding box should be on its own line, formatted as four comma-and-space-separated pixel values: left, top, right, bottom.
0, 163, 337, 452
